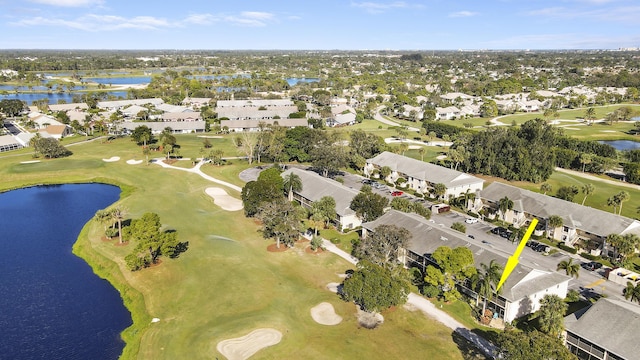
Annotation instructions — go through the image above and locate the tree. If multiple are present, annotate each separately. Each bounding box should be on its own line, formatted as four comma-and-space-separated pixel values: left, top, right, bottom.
257, 167, 284, 191
433, 183, 447, 200
257, 198, 301, 249
480, 99, 498, 118
123, 212, 185, 271
580, 183, 595, 205
498, 196, 514, 220
584, 107, 596, 125
310, 196, 336, 229
341, 260, 410, 313
93, 209, 112, 232
282, 171, 302, 201
494, 329, 576, 360
607, 194, 620, 214
0, 99, 26, 116
131, 125, 152, 146
424, 246, 476, 301
616, 190, 630, 215
349, 186, 389, 222
241, 180, 283, 217
475, 260, 502, 315
579, 153, 592, 172
623, 281, 640, 304
379, 166, 392, 181
354, 224, 411, 269
540, 183, 552, 195
556, 185, 579, 202
30, 137, 72, 159
109, 207, 126, 244
350, 129, 385, 159
609, 233, 640, 263
547, 215, 563, 239
537, 294, 568, 337
310, 142, 349, 177
556, 258, 580, 279
450, 222, 466, 233
240, 131, 257, 164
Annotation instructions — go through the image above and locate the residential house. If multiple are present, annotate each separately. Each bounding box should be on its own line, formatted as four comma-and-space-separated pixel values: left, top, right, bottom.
365, 152, 484, 199
435, 106, 461, 120
216, 99, 298, 121
29, 113, 63, 129
362, 210, 570, 323
160, 111, 202, 122
440, 92, 475, 104
181, 97, 212, 109
0, 135, 22, 152
120, 121, 205, 134
48, 103, 89, 112
220, 118, 309, 132
97, 98, 164, 111
474, 182, 640, 250
40, 124, 73, 139
328, 104, 357, 127
564, 298, 640, 360
280, 167, 361, 231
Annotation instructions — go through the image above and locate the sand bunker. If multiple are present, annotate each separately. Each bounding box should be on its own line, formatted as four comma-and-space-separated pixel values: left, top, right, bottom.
326, 282, 340, 293
600, 130, 616, 133
20, 160, 41, 164
102, 156, 120, 162
198, 135, 223, 138
126, 159, 143, 165
217, 328, 282, 360
205, 187, 243, 211
311, 302, 342, 325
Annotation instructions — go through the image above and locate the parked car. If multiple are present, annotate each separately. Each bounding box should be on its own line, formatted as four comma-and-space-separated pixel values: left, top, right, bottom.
362, 179, 373, 185
391, 191, 403, 197
465, 218, 478, 224
467, 234, 475, 239
581, 261, 603, 271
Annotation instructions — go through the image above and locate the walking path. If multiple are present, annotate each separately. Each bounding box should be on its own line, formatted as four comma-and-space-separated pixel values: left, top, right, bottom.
373, 106, 420, 132
152, 158, 242, 192
555, 167, 639, 191
321, 239, 497, 359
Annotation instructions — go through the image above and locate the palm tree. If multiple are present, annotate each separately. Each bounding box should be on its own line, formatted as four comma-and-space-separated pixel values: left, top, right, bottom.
547, 215, 563, 239
498, 196, 513, 221
579, 153, 592, 172
557, 258, 580, 279
418, 147, 426, 161
607, 195, 620, 214
380, 166, 392, 181
584, 107, 596, 125
109, 207, 125, 244
476, 260, 503, 315
540, 183, 552, 195
93, 209, 111, 231
581, 183, 595, 205
624, 281, 640, 304
283, 172, 302, 202
433, 183, 447, 201
616, 191, 630, 215
538, 294, 568, 338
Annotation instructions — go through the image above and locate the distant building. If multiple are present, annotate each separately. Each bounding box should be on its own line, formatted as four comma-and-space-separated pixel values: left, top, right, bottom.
220, 118, 309, 132
216, 99, 298, 121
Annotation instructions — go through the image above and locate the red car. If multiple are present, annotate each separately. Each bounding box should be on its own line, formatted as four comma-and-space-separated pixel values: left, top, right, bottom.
391, 191, 403, 197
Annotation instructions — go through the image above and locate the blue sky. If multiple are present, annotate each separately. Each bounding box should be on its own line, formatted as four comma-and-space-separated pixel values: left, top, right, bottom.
1, 0, 639, 50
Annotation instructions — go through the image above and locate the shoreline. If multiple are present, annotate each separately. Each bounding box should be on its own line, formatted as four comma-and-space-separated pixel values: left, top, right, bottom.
4, 179, 146, 359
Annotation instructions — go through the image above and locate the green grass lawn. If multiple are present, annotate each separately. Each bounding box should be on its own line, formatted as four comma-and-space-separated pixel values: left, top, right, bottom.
0, 139, 475, 360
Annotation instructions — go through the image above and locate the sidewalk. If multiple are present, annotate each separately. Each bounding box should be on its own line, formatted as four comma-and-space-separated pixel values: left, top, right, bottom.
321, 239, 497, 359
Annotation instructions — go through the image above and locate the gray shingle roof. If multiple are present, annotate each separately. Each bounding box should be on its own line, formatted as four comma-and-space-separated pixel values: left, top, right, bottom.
367, 151, 484, 189
362, 210, 569, 302
565, 298, 640, 359
120, 121, 205, 132
281, 167, 359, 218
480, 182, 640, 237
217, 99, 294, 107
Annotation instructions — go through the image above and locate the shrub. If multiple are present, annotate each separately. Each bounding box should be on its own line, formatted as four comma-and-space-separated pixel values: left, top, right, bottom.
558, 243, 578, 254
105, 227, 119, 238
423, 284, 440, 298
451, 222, 466, 233
580, 252, 601, 261
565, 289, 580, 303
310, 236, 324, 251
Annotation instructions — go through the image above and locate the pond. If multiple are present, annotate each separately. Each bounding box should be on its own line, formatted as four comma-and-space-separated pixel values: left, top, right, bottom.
286, 77, 320, 86
0, 91, 129, 105
0, 184, 131, 360
598, 140, 640, 151
85, 77, 152, 85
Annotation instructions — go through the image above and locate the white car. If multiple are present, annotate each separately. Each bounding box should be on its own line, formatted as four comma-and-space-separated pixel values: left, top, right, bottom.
465, 218, 478, 224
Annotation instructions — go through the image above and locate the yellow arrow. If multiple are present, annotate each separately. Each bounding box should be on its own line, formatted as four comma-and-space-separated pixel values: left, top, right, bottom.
496, 218, 538, 292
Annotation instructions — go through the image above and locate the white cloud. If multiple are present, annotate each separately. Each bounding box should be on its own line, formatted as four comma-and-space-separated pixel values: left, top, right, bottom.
449, 11, 478, 18
526, 5, 640, 23
28, 0, 103, 7
10, 10, 280, 30
350, 1, 410, 14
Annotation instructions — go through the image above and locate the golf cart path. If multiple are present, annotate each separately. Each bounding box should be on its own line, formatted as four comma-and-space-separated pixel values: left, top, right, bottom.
555, 167, 639, 191
153, 158, 242, 192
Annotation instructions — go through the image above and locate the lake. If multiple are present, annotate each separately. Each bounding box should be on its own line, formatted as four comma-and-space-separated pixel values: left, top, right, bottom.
0, 91, 129, 105
0, 184, 131, 360
286, 77, 319, 86
598, 140, 640, 151
85, 77, 151, 85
